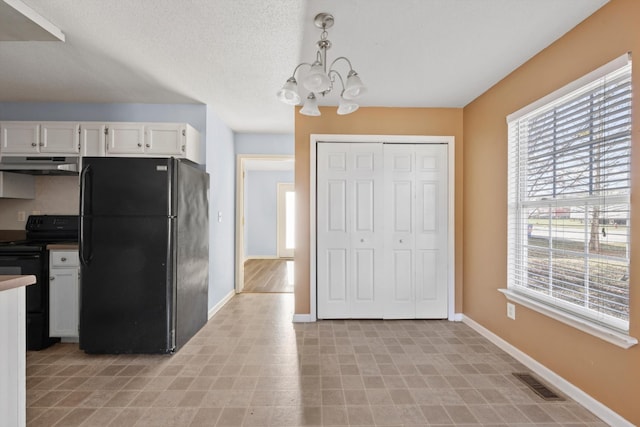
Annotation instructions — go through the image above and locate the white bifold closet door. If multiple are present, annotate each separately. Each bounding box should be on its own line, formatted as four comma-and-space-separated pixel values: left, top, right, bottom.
317, 142, 448, 319
317, 143, 384, 318
384, 144, 448, 318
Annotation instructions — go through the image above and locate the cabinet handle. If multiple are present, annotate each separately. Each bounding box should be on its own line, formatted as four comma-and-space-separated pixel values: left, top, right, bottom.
181, 145, 185, 152
360, 239, 364, 243
50, 276, 55, 281
145, 143, 150, 148
39, 143, 44, 146
31, 142, 37, 147
137, 143, 142, 147
61, 257, 67, 262
399, 239, 403, 243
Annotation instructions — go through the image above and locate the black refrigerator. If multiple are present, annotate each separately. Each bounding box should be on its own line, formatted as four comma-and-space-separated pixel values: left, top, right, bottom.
79, 157, 209, 354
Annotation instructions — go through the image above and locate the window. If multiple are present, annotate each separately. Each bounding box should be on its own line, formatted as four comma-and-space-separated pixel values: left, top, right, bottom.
507, 55, 632, 336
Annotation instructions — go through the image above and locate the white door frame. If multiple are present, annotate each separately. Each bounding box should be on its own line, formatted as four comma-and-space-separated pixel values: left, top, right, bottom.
235, 154, 295, 293
308, 134, 456, 321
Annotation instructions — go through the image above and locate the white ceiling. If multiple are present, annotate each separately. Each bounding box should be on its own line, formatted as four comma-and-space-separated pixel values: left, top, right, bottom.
0, 0, 609, 134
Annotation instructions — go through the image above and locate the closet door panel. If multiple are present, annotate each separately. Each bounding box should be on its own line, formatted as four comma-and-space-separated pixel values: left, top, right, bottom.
414, 145, 448, 318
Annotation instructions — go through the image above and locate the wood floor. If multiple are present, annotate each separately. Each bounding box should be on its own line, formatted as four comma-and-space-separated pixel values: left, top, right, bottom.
243, 259, 294, 293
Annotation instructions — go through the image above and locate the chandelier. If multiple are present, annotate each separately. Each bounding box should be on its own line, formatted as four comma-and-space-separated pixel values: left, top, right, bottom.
276, 13, 367, 116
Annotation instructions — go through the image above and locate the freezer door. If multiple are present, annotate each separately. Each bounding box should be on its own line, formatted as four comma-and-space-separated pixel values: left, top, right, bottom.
81, 157, 175, 217
79, 216, 175, 354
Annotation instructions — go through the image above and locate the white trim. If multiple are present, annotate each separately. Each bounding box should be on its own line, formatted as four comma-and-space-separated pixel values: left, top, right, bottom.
244, 255, 281, 260
207, 289, 235, 320
451, 313, 463, 322
499, 289, 637, 349
292, 313, 315, 323
309, 134, 456, 322
3, 0, 66, 42
235, 154, 295, 294
507, 53, 631, 122
462, 315, 635, 427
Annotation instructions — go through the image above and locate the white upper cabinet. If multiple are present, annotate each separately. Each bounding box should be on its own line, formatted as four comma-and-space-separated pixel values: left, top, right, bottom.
0, 121, 202, 164
104, 123, 202, 164
0, 122, 40, 154
41, 122, 80, 154
105, 123, 146, 155
145, 123, 185, 156
79, 123, 106, 157
1, 122, 80, 155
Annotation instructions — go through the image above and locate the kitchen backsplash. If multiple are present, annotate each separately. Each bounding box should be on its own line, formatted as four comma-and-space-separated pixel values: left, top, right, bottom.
0, 176, 79, 230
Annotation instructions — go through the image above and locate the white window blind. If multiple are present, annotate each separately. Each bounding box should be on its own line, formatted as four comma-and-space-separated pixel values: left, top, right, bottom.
507, 55, 632, 332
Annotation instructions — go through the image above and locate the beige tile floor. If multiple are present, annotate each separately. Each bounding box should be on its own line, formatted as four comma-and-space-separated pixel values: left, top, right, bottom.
26, 293, 608, 426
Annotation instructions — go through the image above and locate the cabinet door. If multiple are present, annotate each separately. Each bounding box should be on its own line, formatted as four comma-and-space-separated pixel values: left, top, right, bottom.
80, 123, 106, 157
49, 268, 79, 338
106, 124, 145, 155
0, 122, 40, 154
40, 122, 80, 154
145, 124, 184, 156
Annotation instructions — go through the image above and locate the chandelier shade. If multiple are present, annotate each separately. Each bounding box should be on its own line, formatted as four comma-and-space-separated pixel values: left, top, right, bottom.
276, 77, 301, 105
300, 93, 321, 116
303, 62, 332, 93
343, 71, 367, 100
337, 94, 359, 115
276, 13, 366, 116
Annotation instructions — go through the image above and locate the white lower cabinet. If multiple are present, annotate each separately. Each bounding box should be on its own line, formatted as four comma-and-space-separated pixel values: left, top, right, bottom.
49, 250, 80, 340
0, 285, 27, 427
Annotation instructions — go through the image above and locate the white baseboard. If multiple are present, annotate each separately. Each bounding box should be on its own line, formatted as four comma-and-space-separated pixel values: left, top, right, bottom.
449, 313, 463, 321
245, 255, 280, 260
292, 313, 316, 323
208, 289, 235, 320
462, 315, 633, 427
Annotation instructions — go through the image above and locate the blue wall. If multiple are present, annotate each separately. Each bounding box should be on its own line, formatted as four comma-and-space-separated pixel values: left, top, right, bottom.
245, 170, 294, 257
205, 107, 236, 310
235, 133, 294, 155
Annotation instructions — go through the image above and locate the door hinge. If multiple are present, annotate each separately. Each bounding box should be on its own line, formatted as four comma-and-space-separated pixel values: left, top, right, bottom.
104, 127, 109, 135
182, 129, 186, 137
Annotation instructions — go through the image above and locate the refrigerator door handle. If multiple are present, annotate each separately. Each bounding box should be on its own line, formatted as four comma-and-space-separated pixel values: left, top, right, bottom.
80, 163, 92, 216
79, 216, 93, 266
80, 164, 93, 266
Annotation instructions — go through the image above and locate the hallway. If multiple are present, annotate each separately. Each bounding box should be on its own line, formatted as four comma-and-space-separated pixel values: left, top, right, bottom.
26, 293, 606, 426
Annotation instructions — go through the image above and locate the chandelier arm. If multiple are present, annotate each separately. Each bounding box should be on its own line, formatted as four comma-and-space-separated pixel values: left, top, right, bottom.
329, 56, 354, 73
328, 70, 346, 92
291, 62, 313, 78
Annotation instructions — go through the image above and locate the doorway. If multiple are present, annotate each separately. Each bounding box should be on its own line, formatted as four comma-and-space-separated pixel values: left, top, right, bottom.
235, 155, 294, 294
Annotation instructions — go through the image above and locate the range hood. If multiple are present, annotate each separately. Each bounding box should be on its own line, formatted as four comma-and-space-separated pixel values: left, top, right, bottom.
0, 156, 80, 175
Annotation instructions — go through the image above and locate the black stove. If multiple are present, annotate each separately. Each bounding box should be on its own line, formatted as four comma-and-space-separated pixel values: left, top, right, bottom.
0, 215, 78, 350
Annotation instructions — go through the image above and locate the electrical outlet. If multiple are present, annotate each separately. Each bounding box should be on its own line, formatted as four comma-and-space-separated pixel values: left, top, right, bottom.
507, 303, 516, 320
17, 211, 26, 222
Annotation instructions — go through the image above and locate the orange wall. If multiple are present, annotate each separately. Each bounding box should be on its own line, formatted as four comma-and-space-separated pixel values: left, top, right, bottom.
294, 107, 464, 314
463, 0, 639, 423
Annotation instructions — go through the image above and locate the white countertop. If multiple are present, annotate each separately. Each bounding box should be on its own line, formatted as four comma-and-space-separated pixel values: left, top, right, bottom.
0, 275, 36, 292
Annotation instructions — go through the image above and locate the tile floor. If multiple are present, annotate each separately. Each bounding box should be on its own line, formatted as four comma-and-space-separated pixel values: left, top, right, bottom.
26, 293, 608, 426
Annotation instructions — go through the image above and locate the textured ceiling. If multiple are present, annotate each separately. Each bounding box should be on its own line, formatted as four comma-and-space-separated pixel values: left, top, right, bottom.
0, 0, 609, 133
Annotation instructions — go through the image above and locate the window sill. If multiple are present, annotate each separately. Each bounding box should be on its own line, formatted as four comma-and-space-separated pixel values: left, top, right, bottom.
498, 288, 638, 349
